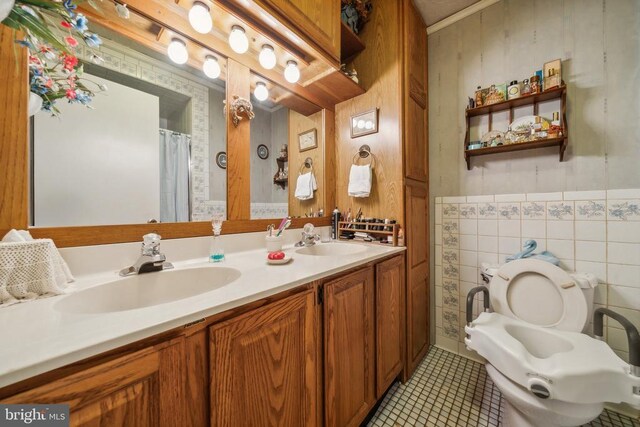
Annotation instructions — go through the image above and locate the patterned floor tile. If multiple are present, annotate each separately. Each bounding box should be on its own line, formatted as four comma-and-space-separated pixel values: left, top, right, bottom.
367, 346, 640, 427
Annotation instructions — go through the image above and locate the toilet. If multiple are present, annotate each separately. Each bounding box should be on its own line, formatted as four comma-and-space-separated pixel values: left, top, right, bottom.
465, 259, 640, 427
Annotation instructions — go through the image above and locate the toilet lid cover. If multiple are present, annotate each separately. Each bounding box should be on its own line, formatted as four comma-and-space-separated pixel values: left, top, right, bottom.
489, 259, 587, 331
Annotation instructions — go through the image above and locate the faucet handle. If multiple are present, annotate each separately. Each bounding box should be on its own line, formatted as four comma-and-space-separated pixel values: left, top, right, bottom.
142, 233, 161, 255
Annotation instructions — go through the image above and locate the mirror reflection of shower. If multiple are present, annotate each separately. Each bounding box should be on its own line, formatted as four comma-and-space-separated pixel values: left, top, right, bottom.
159, 129, 191, 223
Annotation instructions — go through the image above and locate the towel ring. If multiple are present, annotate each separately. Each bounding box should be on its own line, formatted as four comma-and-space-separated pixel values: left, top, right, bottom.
299, 157, 313, 174
352, 144, 376, 168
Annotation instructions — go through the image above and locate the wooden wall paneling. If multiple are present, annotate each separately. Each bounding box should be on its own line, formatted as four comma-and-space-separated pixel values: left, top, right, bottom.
334, 0, 404, 222
323, 109, 336, 213
404, 182, 430, 379
323, 267, 375, 427
288, 110, 325, 217
226, 59, 252, 220
0, 27, 28, 232
375, 254, 406, 398
209, 289, 317, 426
403, 0, 428, 182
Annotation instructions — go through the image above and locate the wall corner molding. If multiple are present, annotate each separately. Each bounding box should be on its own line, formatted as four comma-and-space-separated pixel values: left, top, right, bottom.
426, 0, 501, 35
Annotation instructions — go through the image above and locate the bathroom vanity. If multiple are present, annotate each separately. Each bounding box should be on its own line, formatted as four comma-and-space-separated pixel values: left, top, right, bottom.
0, 243, 405, 427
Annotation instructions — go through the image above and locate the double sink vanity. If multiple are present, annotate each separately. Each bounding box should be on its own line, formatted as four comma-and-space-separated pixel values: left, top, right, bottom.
0, 237, 406, 426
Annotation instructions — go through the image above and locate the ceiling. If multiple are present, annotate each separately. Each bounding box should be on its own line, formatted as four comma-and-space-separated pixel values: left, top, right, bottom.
413, 0, 481, 26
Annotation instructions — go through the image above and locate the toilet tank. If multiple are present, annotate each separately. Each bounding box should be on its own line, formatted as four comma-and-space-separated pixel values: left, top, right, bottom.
569, 273, 599, 332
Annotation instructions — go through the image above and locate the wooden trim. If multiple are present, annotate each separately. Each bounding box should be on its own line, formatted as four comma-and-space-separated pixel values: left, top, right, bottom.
226, 59, 251, 220
322, 109, 336, 214
426, 0, 501, 35
24, 217, 330, 248
0, 27, 28, 232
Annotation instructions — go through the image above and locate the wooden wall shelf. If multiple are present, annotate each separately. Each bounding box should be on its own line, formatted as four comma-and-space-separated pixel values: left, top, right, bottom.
340, 22, 366, 62
464, 85, 568, 170
338, 221, 399, 246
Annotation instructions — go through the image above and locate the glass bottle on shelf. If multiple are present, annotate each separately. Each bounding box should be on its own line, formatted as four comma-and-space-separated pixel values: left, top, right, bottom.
521, 78, 532, 96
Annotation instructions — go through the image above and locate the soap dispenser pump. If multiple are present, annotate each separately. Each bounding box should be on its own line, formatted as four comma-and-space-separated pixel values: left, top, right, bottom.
209, 216, 225, 262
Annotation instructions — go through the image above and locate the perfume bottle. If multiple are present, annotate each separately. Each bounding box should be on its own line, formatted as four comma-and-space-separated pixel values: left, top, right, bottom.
209, 216, 225, 262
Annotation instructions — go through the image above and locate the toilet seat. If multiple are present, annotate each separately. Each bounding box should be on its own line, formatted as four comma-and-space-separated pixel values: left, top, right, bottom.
489, 259, 588, 332
465, 312, 640, 406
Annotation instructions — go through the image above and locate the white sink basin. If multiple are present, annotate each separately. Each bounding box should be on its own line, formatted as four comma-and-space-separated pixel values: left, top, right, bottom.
296, 242, 368, 257
55, 266, 241, 314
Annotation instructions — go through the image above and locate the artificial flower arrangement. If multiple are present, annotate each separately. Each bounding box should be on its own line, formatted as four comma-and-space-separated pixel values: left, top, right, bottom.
1, 0, 106, 115
341, 0, 372, 34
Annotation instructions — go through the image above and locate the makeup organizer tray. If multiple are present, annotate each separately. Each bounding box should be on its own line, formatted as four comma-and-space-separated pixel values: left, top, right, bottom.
338, 221, 400, 246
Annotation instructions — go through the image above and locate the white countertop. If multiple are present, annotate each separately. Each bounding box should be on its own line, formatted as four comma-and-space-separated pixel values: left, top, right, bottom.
0, 241, 404, 389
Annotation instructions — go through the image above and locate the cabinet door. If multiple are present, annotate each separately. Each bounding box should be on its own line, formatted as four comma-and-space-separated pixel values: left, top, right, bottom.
376, 255, 405, 397
255, 0, 340, 62
405, 182, 430, 378
2, 340, 186, 427
324, 267, 375, 427
210, 289, 318, 427
403, 0, 428, 182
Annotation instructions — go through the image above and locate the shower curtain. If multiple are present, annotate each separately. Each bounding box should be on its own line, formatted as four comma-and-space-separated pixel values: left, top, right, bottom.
159, 130, 190, 223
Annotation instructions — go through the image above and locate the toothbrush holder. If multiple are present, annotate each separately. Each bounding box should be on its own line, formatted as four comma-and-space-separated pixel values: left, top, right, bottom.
265, 235, 284, 253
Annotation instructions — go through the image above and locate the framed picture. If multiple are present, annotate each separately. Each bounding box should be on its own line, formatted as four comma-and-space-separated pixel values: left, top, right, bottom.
216, 151, 227, 169
298, 128, 317, 152
543, 59, 562, 91
350, 108, 378, 138
257, 144, 269, 159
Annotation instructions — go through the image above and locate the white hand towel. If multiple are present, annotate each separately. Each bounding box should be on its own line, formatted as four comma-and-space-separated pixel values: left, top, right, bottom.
348, 164, 372, 198
295, 172, 317, 200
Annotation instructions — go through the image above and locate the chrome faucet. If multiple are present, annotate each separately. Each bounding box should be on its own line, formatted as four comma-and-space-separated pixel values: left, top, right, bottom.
119, 233, 174, 276
295, 223, 320, 247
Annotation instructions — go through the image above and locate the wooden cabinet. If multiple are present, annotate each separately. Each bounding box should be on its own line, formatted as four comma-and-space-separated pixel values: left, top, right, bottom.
209, 289, 318, 426
375, 255, 405, 398
403, 0, 428, 183
1, 339, 187, 426
254, 0, 341, 63
405, 183, 430, 377
323, 267, 376, 427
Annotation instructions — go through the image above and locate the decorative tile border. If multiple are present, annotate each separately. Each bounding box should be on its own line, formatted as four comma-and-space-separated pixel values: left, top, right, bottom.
434, 189, 640, 362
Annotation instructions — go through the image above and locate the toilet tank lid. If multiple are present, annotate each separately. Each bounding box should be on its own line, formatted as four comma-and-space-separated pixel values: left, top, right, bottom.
569, 273, 599, 289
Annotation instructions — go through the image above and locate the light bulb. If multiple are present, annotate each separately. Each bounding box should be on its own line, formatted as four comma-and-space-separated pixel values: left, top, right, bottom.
188, 1, 212, 34
229, 25, 249, 54
167, 39, 188, 64
254, 82, 269, 101
203, 55, 221, 79
284, 60, 300, 83
259, 44, 277, 69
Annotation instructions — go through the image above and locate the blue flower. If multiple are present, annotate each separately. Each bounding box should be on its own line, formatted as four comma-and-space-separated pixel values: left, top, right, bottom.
73, 14, 88, 32
75, 91, 91, 105
83, 33, 102, 48
63, 0, 77, 13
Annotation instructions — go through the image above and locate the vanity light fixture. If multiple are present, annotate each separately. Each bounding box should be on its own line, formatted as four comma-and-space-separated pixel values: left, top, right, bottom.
203, 55, 221, 79
188, 1, 213, 34
254, 82, 269, 101
167, 38, 189, 65
284, 60, 300, 83
259, 44, 277, 69
229, 25, 249, 54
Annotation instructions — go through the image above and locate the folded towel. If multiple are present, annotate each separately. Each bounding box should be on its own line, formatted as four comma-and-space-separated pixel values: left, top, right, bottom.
295, 172, 317, 200
348, 164, 372, 198
0, 231, 74, 308
506, 239, 560, 266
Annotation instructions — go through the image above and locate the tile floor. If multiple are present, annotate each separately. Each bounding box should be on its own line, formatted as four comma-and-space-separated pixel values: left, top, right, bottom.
367, 346, 640, 427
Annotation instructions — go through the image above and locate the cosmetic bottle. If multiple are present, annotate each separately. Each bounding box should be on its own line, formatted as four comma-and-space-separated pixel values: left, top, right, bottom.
507, 80, 520, 99
521, 79, 532, 96
331, 207, 340, 240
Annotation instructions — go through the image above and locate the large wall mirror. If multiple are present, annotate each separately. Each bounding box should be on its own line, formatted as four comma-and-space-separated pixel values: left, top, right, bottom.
9, 0, 333, 246
30, 8, 228, 227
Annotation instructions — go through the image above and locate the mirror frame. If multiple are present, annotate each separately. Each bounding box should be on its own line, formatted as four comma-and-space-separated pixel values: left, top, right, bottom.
0, 3, 334, 248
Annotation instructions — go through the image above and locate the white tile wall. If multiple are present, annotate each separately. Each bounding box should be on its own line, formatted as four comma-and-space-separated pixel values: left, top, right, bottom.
434, 189, 640, 362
